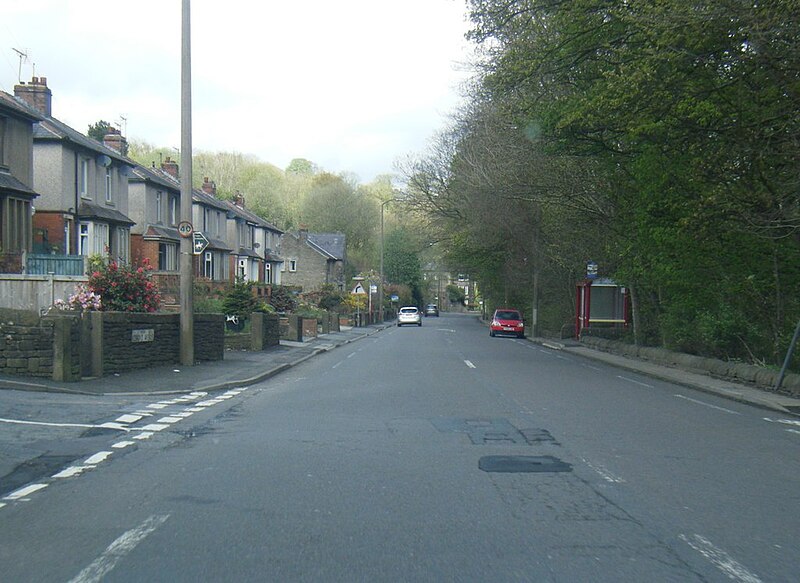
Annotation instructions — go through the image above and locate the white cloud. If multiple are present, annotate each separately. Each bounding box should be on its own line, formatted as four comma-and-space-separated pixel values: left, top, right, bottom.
0, 0, 473, 182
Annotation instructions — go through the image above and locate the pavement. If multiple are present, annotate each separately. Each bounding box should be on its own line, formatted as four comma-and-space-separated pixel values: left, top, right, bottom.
0, 324, 392, 397
1, 319, 799, 417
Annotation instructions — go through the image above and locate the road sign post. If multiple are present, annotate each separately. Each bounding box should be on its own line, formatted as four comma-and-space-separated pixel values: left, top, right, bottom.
192, 232, 209, 255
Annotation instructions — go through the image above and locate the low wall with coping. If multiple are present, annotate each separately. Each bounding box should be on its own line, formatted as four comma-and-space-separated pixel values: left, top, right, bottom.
580, 336, 800, 397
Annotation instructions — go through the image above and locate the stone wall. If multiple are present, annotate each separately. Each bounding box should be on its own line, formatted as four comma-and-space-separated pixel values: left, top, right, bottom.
195, 314, 225, 361
98, 312, 180, 374
580, 336, 800, 397
0, 308, 54, 377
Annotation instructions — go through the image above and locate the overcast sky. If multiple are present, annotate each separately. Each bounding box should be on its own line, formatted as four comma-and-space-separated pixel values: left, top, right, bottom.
0, 0, 474, 182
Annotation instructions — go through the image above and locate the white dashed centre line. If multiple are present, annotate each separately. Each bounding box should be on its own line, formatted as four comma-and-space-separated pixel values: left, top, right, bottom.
83, 452, 113, 465
464, 360, 476, 369
675, 394, 741, 415
4, 483, 48, 501
617, 375, 654, 388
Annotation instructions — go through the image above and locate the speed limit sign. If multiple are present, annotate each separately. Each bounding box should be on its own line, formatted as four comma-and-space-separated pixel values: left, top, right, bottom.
178, 221, 194, 238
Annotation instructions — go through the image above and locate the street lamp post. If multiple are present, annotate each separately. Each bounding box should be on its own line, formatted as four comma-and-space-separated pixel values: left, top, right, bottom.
379, 199, 393, 323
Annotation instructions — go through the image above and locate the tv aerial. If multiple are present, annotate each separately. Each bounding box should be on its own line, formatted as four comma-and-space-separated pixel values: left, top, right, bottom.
12, 48, 30, 83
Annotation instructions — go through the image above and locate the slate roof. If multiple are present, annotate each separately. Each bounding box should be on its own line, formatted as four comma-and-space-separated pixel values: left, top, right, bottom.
0, 169, 37, 198
0, 91, 43, 123
32, 114, 133, 166
129, 165, 181, 191
143, 225, 181, 241
307, 232, 345, 261
77, 201, 135, 226
192, 187, 230, 212
225, 201, 283, 234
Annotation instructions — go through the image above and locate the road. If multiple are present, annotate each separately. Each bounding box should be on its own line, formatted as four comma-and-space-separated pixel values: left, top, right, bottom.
1, 313, 798, 582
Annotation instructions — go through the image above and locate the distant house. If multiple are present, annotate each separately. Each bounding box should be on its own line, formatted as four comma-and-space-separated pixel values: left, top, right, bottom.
128, 162, 182, 273
13, 77, 134, 263
191, 175, 231, 283
0, 91, 41, 272
280, 229, 346, 291
222, 187, 284, 284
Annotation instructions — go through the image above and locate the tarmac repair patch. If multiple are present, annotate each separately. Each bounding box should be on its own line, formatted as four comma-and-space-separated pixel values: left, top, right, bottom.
479, 455, 572, 473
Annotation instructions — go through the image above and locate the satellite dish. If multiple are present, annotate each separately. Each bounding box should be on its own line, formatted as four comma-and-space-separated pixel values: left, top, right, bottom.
253, 242, 261, 248
97, 154, 112, 168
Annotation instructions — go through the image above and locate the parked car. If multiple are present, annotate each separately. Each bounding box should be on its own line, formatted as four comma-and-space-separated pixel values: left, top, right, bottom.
490, 308, 525, 338
424, 304, 439, 317
397, 306, 422, 327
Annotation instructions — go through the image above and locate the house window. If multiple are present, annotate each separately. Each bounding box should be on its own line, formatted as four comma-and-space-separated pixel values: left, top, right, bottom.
238, 258, 247, 279
203, 207, 211, 232
203, 251, 213, 278
158, 242, 178, 271
217, 212, 224, 237
115, 227, 129, 263
169, 195, 178, 226
155, 191, 163, 223
79, 158, 90, 198
92, 223, 109, 255
0, 116, 6, 166
289, 259, 297, 272
265, 262, 272, 284
79, 223, 89, 255
2, 197, 31, 252
64, 219, 72, 254
105, 168, 113, 203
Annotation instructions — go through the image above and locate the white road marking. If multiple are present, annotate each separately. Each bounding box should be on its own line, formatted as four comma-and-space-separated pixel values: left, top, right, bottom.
146, 403, 167, 410
464, 360, 476, 369
347, 352, 356, 358
115, 414, 142, 424
173, 412, 194, 418
0, 418, 127, 431
139, 423, 169, 432
112, 441, 136, 449
581, 458, 626, 484
133, 432, 154, 440
53, 466, 90, 479
4, 483, 48, 500
184, 407, 205, 413
83, 451, 113, 465
787, 429, 800, 435
617, 375, 654, 388
68, 514, 170, 583
675, 394, 741, 415
680, 534, 762, 583
763, 417, 800, 427
332, 361, 343, 369
156, 416, 183, 424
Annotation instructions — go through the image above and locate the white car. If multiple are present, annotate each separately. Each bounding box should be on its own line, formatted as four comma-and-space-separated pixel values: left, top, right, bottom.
397, 306, 422, 327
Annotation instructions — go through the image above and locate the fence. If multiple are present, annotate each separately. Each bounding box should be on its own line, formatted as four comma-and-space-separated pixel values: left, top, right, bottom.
26, 254, 86, 276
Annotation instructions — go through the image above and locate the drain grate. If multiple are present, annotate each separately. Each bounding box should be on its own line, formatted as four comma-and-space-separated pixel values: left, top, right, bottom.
479, 455, 572, 473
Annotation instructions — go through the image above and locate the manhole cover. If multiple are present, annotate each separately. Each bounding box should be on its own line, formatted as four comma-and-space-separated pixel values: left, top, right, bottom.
478, 455, 572, 473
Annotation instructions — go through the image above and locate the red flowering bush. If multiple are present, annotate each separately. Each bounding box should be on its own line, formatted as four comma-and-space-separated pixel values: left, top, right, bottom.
87, 258, 161, 312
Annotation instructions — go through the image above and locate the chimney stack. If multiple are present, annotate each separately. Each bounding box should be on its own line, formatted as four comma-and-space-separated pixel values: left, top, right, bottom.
161, 156, 179, 179
102, 126, 128, 154
14, 76, 52, 117
233, 190, 245, 208
202, 177, 217, 196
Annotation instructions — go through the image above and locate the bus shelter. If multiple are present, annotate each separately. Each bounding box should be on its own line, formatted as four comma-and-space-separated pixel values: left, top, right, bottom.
575, 278, 629, 338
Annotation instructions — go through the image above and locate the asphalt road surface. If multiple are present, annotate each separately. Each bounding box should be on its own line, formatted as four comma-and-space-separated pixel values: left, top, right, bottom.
1, 313, 798, 582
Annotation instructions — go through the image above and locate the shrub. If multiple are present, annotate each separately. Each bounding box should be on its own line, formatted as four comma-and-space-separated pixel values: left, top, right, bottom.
52, 284, 102, 312
222, 277, 259, 319
269, 286, 298, 313
88, 259, 161, 312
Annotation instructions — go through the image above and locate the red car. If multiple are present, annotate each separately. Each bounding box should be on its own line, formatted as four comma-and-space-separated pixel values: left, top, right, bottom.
490, 308, 525, 338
